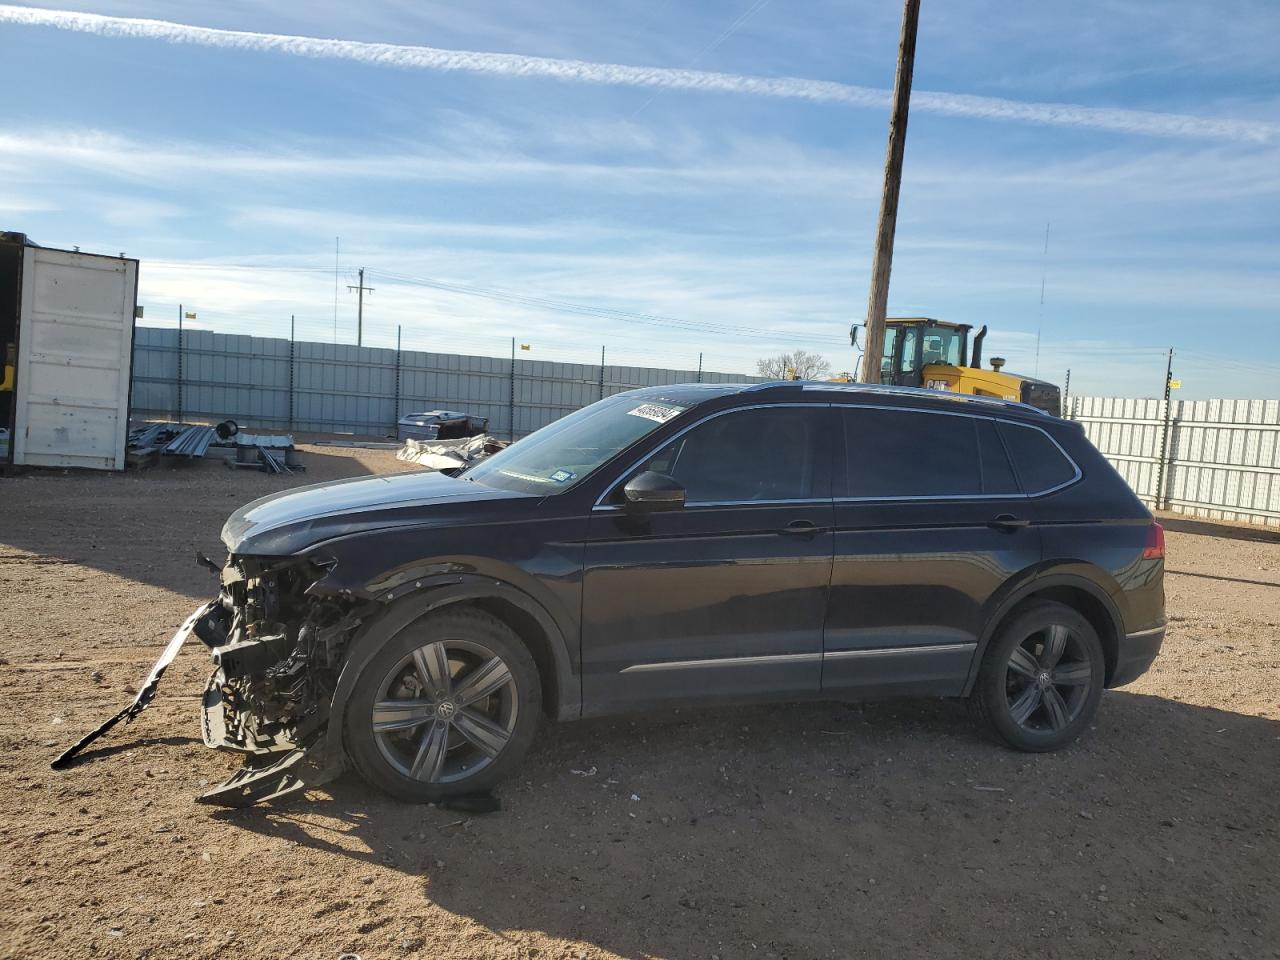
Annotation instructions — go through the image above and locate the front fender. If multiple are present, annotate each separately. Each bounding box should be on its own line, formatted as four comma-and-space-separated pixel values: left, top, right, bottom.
320, 576, 581, 772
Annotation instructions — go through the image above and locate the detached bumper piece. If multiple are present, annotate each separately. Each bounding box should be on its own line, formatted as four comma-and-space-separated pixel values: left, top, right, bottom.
196, 744, 318, 807
51, 602, 218, 769
197, 669, 344, 806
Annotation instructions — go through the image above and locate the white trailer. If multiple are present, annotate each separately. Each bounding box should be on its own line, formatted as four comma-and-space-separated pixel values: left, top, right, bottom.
1, 235, 138, 471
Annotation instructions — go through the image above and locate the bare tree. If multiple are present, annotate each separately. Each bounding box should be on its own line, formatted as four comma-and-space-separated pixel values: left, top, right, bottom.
756, 349, 832, 381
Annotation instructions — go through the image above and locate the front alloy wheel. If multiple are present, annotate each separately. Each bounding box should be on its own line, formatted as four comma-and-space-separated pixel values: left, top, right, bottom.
345, 608, 541, 802
970, 600, 1105, 752
372, 638, 518, 783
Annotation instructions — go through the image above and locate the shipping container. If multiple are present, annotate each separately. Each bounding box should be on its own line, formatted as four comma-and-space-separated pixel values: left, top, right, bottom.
1, 232, 138, 471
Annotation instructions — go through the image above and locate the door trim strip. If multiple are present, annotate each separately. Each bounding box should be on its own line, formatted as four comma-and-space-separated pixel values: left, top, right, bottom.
822, 642, 977, 660
620, 652, 822, 673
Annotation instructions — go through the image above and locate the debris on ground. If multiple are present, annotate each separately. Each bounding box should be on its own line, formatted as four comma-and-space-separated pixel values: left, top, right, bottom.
127, 420, 301, 473
396, 434, 508, 472
396, 410, 489, 443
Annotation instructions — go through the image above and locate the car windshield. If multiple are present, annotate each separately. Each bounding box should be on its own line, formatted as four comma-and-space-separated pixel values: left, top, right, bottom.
463, 393, 690, 495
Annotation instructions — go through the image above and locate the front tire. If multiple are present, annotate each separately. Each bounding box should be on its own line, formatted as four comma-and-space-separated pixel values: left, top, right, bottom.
969, 600, 1105, 752
344, 607, 541, 802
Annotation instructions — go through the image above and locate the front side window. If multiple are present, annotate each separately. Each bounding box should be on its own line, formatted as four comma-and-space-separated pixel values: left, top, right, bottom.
839, 408, 1023, 499
465, 393, 690, 495
630, 406, 827, 504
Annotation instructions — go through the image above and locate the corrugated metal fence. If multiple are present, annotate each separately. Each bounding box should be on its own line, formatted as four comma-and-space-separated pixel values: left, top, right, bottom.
129, 327, 760, 439
1067, 396, 1280, 527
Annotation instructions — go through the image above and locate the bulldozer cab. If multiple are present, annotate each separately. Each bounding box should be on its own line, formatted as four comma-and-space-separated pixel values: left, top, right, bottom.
878, 318, 970, 387
854, 315, 1061, 416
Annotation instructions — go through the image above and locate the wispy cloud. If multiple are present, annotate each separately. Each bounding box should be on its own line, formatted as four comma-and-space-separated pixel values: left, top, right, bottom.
1, 4, 1274, 144
0, 127, 880, 196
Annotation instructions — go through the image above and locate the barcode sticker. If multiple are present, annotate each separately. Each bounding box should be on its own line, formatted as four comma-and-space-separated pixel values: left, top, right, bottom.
627, 403, 684, 423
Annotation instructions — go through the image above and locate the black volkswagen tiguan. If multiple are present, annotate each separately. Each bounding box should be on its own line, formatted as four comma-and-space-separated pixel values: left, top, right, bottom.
181, 382, 1166, 804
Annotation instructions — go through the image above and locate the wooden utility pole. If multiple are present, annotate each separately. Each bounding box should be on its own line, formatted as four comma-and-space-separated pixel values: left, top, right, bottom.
860, 0, 921, 384
346, 267, 375, 347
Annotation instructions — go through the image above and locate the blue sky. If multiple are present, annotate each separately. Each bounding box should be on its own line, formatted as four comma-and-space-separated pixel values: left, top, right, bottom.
1, 1, 1278, 397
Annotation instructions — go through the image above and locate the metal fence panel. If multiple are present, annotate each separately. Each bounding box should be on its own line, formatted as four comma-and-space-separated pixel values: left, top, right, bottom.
129, 326, 764, 440
1069, 394, 1280, 527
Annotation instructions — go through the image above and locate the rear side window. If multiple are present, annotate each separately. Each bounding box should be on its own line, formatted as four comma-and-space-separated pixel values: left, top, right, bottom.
840, 408, 977, 497
840, 409, 1025, 498
997, 421, 1077, 493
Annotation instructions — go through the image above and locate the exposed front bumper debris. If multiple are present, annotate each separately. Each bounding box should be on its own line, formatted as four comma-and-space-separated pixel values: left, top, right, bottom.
51, 602, 219, 769
54, 552, 366, 806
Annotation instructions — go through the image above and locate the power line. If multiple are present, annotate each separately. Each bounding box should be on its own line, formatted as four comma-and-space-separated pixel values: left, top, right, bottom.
630, 0, 772, 119
1034, 221, 1049, 378
146, 260, 337, 274
141, 258, 845, 345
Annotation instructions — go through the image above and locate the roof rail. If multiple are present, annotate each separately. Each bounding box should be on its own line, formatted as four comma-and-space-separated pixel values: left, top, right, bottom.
743, 380, 1052, 415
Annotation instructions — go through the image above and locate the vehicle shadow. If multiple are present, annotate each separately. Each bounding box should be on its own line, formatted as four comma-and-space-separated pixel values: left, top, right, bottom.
215, 691, 1280, 958
1159, 514, 1280, 544
55, 734, 203, 767
0, 447, 386, 596
1167, 568, 1280, 589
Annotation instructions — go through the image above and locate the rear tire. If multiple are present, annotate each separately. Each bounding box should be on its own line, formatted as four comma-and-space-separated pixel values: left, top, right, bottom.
344, 607, 541, 803
969, 600, 1104, 752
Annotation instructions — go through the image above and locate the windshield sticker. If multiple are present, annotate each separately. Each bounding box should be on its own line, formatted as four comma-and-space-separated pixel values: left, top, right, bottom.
627, 402, 685, 424
550, 469, 576, 483
499, 469, 555, 485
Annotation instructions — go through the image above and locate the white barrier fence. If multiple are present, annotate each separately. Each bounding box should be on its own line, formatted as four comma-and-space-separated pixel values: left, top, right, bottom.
1067, 396, 1280, 528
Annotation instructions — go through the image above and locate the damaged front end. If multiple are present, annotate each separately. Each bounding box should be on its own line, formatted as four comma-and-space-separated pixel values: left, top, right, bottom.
53, 551, 367, 807
193, 554, 363, 805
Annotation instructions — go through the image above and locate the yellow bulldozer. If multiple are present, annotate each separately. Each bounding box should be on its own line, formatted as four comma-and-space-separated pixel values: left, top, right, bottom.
851, 317, 1061, 416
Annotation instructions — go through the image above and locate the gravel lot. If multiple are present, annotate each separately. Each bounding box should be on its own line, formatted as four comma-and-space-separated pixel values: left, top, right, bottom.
2, 447, 1278, 960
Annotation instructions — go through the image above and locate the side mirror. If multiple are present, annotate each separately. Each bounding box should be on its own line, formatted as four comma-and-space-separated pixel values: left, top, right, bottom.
850, 324, 863, 349
623, 471, 686, 514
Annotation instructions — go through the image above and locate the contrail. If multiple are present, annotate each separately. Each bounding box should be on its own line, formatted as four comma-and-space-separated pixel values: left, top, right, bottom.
1, 4, 1273, 144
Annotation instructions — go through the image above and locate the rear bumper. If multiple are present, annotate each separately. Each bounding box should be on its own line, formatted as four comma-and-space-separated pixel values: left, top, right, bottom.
1109, 624, 1166, 687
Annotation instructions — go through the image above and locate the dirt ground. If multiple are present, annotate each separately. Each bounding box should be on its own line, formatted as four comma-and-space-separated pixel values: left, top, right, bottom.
2, 446, 1278, 960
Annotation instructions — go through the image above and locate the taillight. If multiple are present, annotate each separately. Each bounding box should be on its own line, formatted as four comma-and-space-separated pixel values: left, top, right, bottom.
1142, 522, 1165, 560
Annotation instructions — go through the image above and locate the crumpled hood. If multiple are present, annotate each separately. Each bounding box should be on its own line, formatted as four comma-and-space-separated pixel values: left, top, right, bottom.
221, 470, 528, 556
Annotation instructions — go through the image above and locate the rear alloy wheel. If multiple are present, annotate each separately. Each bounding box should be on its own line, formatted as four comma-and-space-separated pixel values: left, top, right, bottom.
970, 601, 1104, 752
345, 608, 541, 802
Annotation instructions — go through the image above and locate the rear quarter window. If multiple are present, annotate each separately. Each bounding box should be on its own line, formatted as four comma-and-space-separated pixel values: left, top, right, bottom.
997, 421, 1078, 494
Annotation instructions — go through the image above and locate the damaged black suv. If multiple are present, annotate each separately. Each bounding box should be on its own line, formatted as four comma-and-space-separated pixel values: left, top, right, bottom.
155, 382, 1167, 805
